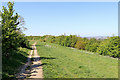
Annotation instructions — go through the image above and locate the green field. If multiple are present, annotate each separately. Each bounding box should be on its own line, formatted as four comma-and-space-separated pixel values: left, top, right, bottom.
36, 41, 118, 78
29, 40, 37, 45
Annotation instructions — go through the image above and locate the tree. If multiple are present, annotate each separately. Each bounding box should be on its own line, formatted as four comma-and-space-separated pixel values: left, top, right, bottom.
75, 37, 85, 50
64, 36, 71, 47
56, 35, 65, 46
70, 35, 78, 48
1, 2, 29, 56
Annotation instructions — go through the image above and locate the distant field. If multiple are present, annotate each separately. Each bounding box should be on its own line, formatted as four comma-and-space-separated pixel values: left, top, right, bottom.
36, 41, 118, 78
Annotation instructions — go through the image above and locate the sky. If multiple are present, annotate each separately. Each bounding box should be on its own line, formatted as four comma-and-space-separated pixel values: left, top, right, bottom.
1, 2, 118, 37
1, 0, 119, 2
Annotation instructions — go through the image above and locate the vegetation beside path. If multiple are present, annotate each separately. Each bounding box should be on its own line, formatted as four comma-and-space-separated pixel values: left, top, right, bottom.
36, 41, 118, 78
1, 1, 119, 79
27, 35, 119, 58
1, 2, 31, 79
2, 47, 30, 79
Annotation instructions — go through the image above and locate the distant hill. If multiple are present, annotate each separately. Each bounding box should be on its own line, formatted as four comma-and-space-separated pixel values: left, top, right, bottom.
84, 36, 109, 40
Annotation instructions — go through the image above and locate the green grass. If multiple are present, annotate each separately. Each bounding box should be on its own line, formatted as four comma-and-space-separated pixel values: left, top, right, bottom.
2, 47, 30, 79
36, 41, 118, 78
29, 40, 38, 45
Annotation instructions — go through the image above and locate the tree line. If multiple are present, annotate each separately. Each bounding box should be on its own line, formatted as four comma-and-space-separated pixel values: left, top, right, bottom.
26, 35, 119, 58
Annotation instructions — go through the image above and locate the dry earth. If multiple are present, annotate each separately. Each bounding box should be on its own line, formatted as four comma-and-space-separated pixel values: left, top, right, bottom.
16, 42, 43, 79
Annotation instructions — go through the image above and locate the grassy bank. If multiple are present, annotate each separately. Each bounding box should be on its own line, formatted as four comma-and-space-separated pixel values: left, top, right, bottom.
29, 40, 37, 45
36, 41, 118, 78
2, 47, 30, 79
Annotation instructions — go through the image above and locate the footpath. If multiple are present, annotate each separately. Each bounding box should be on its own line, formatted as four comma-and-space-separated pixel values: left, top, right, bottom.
16, 42, 43, 79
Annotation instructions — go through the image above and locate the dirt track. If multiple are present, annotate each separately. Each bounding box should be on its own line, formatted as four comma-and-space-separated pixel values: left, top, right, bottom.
29, 42, 43, 78
16, 42, 43, 79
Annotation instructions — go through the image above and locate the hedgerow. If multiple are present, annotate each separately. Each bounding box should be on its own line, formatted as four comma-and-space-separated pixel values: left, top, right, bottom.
26, 35, 119, 58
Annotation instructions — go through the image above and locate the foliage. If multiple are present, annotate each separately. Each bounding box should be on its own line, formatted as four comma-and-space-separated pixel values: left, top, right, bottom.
2, 47, 29, 79
85, 38, 100, 52
55, 35, 65, 46
75, 38, 86, 50
26, 36, 41, 40
64, 36, 71, 47
97, 36, 119, 58
45, 36, 56, 43
27, 35, 119, 58
70, 35, 78, 48
1, 2, 29, 56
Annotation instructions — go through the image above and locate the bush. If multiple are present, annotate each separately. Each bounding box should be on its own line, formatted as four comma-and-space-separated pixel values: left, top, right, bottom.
85, 38, 100, 52
70, 35, 78, 48
64, 36, 71, 47
75, 38, 86, 50
97, 36, 119, 58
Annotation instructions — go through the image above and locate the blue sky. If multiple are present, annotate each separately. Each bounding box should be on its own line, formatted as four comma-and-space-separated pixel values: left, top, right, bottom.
1, 2, 118, 37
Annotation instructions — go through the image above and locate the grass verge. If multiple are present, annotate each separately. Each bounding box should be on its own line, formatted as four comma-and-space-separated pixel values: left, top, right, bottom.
2, 47, 30, 79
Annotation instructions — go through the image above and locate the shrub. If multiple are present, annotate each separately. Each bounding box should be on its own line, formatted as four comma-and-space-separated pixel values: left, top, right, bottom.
75, 38, 86, 50
85, 38, 100, 52
97, 36, 119, 58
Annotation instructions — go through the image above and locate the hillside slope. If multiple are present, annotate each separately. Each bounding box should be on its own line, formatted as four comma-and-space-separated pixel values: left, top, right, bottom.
36, 41, 118, 78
